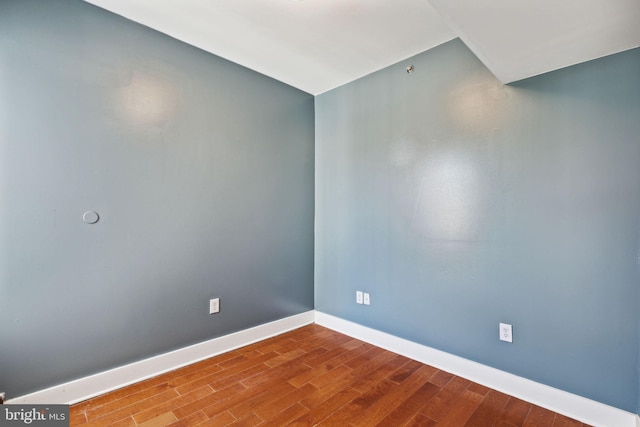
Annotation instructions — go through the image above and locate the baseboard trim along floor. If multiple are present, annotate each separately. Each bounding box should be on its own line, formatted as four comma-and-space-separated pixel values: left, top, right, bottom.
7, 310, 637, 427
6, 311, 315, 406
314, 311, 637, 427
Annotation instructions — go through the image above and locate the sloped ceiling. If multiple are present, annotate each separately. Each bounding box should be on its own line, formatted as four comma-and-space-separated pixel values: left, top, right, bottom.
83, 0, 456, 95
428, 0, 640, 84
84, 0, 640, 95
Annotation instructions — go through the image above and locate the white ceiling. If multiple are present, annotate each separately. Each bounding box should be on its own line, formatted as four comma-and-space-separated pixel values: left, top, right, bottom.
84, 0, 640, 95
428, 0, 640, 84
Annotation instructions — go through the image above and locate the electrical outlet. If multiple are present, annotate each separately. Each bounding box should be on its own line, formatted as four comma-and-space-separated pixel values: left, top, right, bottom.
209, 298, 220, 314
499, 323, 513, 343
363, 293, 371, 305
356, 291, 363, 304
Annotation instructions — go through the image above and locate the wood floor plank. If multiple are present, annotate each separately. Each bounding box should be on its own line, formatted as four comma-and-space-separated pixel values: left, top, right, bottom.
241, 352, 314, 388
287, 342, 371, 388
301, 365, 355, 408
344, 346, 386, 369
136, 411, 177, 427
388, 359, 426, 384
346, 350, 403, 388
264, 350, 306, 368
553, 414, 585, 427
68, 408, 87, 425
280, 347, 332, 369
166, 410, 208, 427
218, 351, 275, 370
84, 383, 173, 420
313, 331, 357, 350
227, 380, 296, 419
291, 387, 361, 425
429, 369, 456, 387
420, 375, 471, 421
204, 364, 269, 393
467, 382, 491, 396
172, 383, 245, 420
252, 383, 317, 421
497, 397, 534, 426
85, 389, 179, 426
229, 412, 263, 427
167, 364, 223, 390
301, 345, 349, 368
196, 410, 236, 426
200, 378, 290, 419
523, 404, 558, 427
259, 403, 308, 427
351, 354, 412, 393
317, 380, 397, 425
70, 324, 588, 427
307, 363, 354, 390
132, 385, 213, 424
295, 333, 350, 353
84, 415, 136, 427
350, 365, 438, 426
403, 413, 438, 427
172, 366, 244, 395
217, 351, 259, 369
74, 362, 202, 414
464, 389, 511, 427
435, 389, 484, 427
374, 381, 440, 426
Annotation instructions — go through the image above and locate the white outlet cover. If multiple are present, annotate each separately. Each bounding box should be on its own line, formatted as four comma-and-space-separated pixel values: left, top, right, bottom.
209, 298, 220, 314
499, 322, 513, 343
356, 291, 363, 304
363, 293, 371, 305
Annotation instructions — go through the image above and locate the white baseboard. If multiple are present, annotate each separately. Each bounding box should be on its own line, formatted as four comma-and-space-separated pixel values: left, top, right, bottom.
6, 311, 315, 405
315, 311, 637, 427
7, 309, 638, 427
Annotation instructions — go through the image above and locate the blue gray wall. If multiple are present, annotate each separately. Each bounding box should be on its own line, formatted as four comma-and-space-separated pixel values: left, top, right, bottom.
2, 0, 639, 414
0, 0, 314, 398
315, 40, 640, 413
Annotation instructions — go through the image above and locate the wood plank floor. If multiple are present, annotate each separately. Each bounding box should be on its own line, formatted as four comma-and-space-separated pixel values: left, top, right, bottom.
70, 324, 591, 426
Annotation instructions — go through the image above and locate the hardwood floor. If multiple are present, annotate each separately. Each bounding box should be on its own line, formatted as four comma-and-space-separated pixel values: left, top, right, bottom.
70, 324, 591, 426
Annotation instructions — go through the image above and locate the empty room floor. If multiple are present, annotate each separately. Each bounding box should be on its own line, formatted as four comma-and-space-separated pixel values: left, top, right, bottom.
70, 324, 590, 426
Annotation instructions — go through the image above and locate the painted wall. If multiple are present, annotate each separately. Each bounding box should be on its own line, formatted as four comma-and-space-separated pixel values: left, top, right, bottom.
0, 0, 314, 398
315, 40, 640, 412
